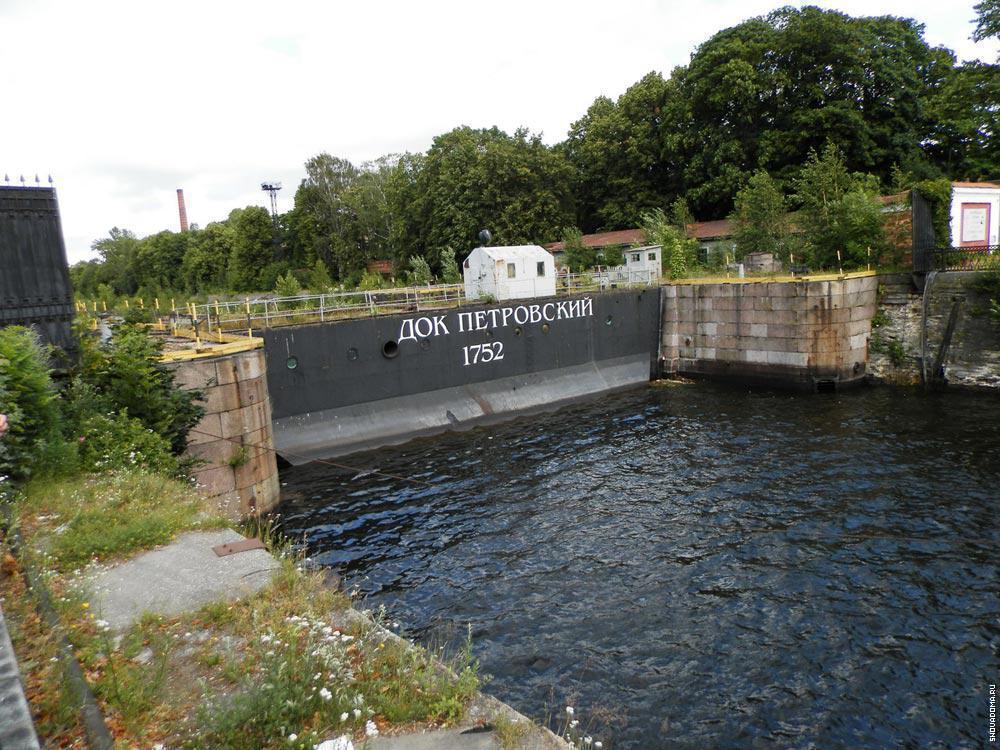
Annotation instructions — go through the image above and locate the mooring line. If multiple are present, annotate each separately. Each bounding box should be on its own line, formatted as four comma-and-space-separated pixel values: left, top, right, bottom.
185, 426, 435, 488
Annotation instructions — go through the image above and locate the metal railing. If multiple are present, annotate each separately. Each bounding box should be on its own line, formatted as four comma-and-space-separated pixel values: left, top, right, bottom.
76, 271, 665, 333
557, 270, 658, 294
184, 284, 466, 331
927, 245, 1000, 272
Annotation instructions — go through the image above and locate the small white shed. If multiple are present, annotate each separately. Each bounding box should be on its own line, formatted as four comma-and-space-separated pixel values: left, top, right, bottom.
950, 182, 1000, 248
463, 245, 556, 301
623, 244, 662, 278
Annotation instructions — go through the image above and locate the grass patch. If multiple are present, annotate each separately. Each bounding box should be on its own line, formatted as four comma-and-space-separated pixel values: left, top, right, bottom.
16, 469, 223, 570
493, 713, 531, 749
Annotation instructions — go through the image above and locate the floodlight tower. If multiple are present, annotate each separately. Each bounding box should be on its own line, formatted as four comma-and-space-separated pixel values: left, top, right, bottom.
261, 181, 282, 224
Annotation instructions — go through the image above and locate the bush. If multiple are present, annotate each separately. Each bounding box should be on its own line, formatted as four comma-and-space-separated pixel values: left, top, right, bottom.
274, 271, 302, 298
793, 143, 888, 269
81, 326, 204, 455
357, 271, 386, 290
439, 247, 462, 284
306, 259, 333, 291
77, 412, 178, 475
0, 327, 61, 481
407, 256, 433, 285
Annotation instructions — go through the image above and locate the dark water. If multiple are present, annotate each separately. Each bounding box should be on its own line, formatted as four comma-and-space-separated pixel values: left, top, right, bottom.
276, 384, 999, 749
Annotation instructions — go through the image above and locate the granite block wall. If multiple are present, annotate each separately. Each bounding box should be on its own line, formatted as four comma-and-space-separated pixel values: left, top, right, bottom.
169, 349, 280, 519
660, 275, 879, 389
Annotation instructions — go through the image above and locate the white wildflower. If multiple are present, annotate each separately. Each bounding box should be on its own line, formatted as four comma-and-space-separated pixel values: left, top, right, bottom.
566, 706, 575, 716
288, 733, 298, 741
340, 712, 349, 722
319, 687, 332, 701
570, 719, 579, 728
314, 737, 353, 750
365, 720, 379, 737
353, 708, 362, 718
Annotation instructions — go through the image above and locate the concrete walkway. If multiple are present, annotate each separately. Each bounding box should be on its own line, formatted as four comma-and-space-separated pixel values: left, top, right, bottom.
84, 529, 278, 630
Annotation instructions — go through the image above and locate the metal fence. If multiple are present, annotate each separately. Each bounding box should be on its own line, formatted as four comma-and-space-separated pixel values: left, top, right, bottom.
927, 246, 1000, 272
183, 285, 465, 332
77, 272, 663, 333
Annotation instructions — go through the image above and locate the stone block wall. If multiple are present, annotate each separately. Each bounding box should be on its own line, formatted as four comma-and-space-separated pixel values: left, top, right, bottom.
870, 271, 1000, 389
660, 274, 879, 389
169, 349, 280, 519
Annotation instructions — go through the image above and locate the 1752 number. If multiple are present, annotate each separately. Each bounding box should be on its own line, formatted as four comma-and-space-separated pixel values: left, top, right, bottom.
462, 341, 505, 366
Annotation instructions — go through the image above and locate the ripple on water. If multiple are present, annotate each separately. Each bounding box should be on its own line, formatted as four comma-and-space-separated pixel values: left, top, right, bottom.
277, 384, 1000, 750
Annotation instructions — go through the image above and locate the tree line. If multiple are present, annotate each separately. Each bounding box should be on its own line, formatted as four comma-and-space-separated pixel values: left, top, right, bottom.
72, 4, 998, 298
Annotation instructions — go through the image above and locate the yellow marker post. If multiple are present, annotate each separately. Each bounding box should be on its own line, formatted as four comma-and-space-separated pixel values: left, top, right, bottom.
138, 297, 144, 309
154, 297, 160, 310
102, 300, 107, 312
171, 298, 176, 314
866, 246, 871, 272
837, 250, 843, 277
124, 298, 130, 309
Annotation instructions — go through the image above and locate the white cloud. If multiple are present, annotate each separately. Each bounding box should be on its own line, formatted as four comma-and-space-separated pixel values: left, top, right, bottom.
1, 0, 995, 262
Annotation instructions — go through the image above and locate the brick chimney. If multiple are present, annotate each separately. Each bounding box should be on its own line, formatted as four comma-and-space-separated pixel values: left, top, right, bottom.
176, 188, 189, 232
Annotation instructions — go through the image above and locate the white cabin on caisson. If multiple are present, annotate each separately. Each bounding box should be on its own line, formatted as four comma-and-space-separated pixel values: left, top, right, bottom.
463, 245, 556, 301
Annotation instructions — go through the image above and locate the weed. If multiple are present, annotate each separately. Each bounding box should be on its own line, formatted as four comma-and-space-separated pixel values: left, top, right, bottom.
227, 444, 250, 469
493, 713, 531, 749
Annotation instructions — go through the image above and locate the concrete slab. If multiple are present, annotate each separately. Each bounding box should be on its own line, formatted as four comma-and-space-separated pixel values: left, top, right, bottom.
83, 529, 279, 631
370, 728, 497, 750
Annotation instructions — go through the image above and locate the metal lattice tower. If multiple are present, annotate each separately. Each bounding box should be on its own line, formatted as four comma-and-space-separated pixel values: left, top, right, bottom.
261, 181, 282, 223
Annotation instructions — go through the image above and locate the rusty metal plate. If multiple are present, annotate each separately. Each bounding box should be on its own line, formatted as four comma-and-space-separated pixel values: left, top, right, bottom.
212, 538, 266, 557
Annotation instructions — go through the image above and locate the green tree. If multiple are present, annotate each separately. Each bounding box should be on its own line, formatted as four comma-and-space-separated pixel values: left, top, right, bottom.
289, 154, 361, 279
562, 73, 678, 231
674, 7, 944, 217
669, 197, 694, 235
182, 222, 233, 292
792, 144, 887, 269
91, 228, 142, 295
641, 209, 696, 279
137, 230, 190, 292
562, 228, 597, 272
923, 58, 1000, 179
413, 126, 575, 263
730, 171, 791, 258
973, 0, 1000, 45
227, 206, 275, 291
438, 247, 461, 284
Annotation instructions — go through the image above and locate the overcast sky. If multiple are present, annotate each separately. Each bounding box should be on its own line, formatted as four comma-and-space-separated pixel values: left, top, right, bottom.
2, 0, 995, 263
